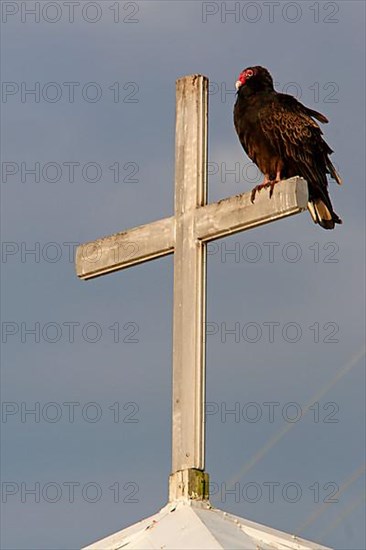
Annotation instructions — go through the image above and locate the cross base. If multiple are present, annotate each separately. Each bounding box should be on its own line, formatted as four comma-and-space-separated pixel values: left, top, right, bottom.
169, 468, 210, 501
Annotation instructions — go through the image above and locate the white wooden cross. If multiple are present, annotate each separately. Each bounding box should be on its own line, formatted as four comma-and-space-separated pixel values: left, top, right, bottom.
75, 74, 308, 501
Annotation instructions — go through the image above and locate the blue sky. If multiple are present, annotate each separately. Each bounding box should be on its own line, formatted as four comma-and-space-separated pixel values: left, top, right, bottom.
1, 1, 365, 549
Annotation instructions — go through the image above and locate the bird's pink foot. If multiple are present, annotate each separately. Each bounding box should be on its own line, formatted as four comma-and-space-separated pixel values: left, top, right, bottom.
251, 178, 273, 203
251, 174, 281, 203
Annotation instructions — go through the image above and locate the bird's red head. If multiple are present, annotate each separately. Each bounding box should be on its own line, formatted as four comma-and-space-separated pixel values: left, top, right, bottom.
235, 68, 256, 90
235, 66, 274, 92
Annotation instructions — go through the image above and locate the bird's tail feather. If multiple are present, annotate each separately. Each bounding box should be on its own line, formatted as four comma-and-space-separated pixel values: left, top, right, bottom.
327, 158, 343, 185
307, 108, 329, 124
308, 199, 342, 230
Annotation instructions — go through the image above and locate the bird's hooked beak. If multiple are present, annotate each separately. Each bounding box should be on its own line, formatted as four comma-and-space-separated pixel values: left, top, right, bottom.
235, 80, 242, 91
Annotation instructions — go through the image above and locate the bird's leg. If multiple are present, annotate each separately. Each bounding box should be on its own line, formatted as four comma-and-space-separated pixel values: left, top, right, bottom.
250, 174, 272, 203
268, 170, 282, 198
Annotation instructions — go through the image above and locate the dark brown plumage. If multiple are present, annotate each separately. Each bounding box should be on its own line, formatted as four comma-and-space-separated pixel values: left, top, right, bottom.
233, 66, 342, 229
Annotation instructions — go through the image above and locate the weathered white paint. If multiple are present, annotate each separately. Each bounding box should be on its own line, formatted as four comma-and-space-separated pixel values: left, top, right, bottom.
82, 499, 331, 550
195, 176, 308, 241
75, 177, 308, 280
171, 75, 208, 473
76, 216, 174, 280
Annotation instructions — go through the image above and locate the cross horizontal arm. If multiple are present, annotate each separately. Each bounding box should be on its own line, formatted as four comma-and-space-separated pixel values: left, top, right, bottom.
75, 216, 175, 280
75, 177, 308, 280
195, 177, 308, 242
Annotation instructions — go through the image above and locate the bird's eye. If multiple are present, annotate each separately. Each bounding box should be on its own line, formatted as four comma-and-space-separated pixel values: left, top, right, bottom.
246, 70, 254, 78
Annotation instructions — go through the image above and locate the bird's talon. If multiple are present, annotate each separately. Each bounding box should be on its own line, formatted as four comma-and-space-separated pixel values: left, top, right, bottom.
269, 179, 280, 198
251, 180, 274, 203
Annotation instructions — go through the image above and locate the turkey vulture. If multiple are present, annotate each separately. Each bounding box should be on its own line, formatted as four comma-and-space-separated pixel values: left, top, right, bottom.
233, 66, 342, 229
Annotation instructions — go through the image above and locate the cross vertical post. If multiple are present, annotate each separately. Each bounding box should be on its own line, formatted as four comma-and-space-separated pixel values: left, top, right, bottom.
169, 76, 209, 499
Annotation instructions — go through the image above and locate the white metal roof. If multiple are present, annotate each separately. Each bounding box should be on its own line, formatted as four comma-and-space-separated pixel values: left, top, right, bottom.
82, 499, 331, 550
